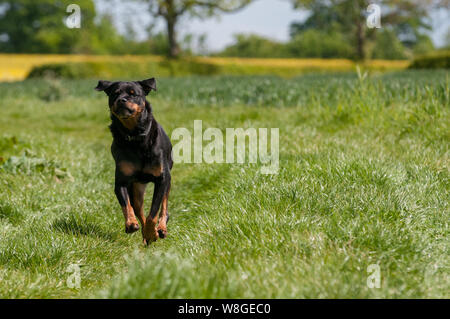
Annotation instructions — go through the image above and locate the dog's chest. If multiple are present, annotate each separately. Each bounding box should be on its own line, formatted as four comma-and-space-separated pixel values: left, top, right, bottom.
117, 158, 162, 178
142, 162, 163, 177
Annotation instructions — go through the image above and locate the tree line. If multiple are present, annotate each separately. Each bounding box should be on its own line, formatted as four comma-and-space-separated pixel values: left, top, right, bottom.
0, 0, 448, 59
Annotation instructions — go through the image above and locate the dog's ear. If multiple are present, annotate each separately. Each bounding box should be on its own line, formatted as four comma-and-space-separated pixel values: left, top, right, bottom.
138, 78, 156, 95
95, 80, 114, 94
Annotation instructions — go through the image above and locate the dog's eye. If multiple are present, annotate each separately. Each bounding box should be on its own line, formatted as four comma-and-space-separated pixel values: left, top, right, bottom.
129, 90, 135, 95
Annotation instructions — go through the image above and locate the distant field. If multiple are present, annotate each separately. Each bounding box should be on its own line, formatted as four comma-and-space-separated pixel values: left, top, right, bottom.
0, 71, 448, 298
0, 54, 163, 81
0, 54, 409, 81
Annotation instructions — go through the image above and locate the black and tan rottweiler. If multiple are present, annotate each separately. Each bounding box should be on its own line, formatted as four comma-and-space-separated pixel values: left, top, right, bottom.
95, 78, 172, 245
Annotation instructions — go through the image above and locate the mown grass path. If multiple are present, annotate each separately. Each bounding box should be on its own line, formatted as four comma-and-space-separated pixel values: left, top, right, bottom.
0, 71, 448, 298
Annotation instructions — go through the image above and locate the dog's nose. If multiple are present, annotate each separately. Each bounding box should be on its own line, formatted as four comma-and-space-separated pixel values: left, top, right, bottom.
120, 97, 127, 103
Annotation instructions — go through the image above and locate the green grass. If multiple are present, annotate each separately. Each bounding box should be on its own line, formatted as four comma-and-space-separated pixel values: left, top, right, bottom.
0, 70, 448, 298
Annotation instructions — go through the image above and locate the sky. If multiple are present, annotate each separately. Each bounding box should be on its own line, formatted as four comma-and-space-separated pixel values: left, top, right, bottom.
182, 0, 307, 52
97, 0, 449, 52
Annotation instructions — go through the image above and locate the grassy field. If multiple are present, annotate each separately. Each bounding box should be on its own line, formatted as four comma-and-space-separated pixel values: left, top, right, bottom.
0, 71, 448, 298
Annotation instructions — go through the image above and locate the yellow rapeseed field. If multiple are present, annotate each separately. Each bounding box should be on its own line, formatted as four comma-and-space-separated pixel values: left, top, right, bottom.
0, 54, 409, 81
0, 54, 163, 81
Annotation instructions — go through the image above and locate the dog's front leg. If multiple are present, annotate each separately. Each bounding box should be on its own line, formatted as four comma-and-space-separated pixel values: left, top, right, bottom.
114, 178, 140, 234
143, 173, 171, 244
131, 182, 147, 231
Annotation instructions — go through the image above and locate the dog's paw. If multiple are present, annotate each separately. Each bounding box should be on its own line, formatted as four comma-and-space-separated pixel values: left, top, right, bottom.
125, 222, 140, 234
142, 224, 158, 244
142, 234, 158, 246
157, 227, 168, 239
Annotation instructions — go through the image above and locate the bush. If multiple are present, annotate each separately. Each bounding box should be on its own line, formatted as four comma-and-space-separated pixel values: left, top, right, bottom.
26, 60, 350, 79
25, 56, 408, 80
27, 60, 220, 79
409, 51, 450, 69
28, 63, 100, 79
371, 29, 407, 60
287, 30, 353, 59
217, 34, 288, 58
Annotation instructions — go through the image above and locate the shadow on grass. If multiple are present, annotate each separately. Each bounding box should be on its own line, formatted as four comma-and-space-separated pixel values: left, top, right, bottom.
52, 216, 117, 241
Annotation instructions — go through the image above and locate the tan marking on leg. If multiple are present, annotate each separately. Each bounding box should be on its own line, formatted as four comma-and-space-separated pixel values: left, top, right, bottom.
157, 191, 169, 238
122, 197, 139, 233
118, 161, 135, 176
143, 164, 163, 177
143, 214, 159, 244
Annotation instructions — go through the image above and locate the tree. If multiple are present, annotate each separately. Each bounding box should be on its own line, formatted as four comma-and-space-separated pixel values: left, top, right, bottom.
147, 0, 253, 58
0, 0, 127, 54
289, 0, 446, 60
445, 27, 450, 49
0, 0, 91, 53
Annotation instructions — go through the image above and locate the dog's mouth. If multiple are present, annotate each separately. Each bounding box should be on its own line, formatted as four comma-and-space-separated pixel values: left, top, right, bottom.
112, 112, 135, 120
112, 102, 142, 119
118, 115, 131, 120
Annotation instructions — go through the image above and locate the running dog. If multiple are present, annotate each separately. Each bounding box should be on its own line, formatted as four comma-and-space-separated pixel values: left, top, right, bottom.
95, 78, 173, 245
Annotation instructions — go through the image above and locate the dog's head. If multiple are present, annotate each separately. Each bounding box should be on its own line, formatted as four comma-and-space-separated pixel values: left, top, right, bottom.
95, 78, 156, 120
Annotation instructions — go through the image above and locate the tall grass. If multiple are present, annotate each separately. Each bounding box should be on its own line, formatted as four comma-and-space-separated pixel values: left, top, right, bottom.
0, 71, 448, 298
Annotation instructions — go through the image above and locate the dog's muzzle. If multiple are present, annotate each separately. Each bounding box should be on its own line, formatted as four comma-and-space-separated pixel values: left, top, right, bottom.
113, 101, 140, 118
